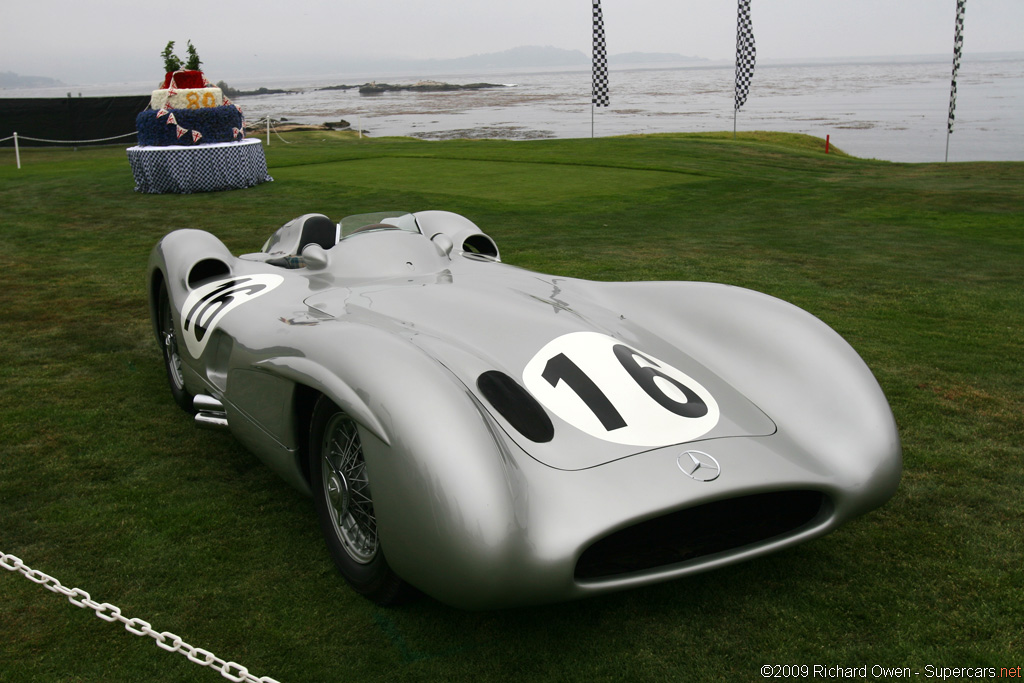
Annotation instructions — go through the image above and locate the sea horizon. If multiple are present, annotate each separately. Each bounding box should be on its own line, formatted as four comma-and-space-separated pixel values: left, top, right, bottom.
3, 50, 1021, 96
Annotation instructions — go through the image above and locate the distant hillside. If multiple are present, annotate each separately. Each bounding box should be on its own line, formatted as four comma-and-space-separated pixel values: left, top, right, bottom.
0, 71, 64, 88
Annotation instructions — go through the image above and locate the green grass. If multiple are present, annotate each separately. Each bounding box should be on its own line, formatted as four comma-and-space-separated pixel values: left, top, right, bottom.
1, 131, 1022, 682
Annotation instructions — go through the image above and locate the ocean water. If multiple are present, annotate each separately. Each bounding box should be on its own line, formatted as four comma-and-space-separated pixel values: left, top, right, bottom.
5, 54, 1022, 162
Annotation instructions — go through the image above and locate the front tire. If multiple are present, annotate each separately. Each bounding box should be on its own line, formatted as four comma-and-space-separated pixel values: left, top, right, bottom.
309, 396, 411, 604
157, 282, 194, 413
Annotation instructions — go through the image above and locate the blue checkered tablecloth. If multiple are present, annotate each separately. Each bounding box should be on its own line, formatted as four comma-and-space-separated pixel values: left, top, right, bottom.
127, 138, 273, 194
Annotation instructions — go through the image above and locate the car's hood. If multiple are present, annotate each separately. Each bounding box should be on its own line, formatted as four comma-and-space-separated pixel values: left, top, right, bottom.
305, 264, 775, 470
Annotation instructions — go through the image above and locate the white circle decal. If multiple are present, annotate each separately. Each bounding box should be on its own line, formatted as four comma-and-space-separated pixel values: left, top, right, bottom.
181, 274, 283, 358
522, 332, 720, 447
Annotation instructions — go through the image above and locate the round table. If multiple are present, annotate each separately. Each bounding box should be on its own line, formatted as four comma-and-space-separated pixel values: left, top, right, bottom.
127, 138, 273, 194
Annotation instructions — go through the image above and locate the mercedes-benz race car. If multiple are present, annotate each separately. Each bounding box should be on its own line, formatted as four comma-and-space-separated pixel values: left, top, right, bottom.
147, 210, 901, 610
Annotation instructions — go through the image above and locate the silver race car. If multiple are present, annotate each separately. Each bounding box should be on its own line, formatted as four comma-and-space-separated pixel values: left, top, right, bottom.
147, 210, 901, 609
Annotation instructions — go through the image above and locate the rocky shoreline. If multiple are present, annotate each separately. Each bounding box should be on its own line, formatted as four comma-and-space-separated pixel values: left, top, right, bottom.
221, 80, 509, 99
355, 81, 507, 95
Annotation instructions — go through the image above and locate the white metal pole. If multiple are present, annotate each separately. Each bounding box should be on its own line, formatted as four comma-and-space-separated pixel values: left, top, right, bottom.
14, 132, 21, 169
266, 117, 270, 146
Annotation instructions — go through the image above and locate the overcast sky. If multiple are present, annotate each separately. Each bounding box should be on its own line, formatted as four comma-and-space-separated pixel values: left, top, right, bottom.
3, 0, 1022, 85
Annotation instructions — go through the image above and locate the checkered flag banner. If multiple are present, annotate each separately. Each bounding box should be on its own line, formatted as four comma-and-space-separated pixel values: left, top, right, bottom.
734, 0, 756, 111
947, 0, 966, 134
592, 0, 609, 107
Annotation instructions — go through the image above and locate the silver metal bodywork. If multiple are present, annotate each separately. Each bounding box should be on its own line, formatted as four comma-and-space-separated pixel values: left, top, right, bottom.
147, 210, 901, 609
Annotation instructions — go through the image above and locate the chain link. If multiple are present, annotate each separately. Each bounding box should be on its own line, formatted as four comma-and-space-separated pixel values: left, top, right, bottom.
1, 550, 280, 683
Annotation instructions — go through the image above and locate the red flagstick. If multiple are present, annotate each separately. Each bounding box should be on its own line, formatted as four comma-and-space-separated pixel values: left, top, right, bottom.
826, 135, 830, 154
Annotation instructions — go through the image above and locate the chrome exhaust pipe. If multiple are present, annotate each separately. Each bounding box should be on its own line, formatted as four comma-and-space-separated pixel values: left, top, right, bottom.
193, 394, 229, 431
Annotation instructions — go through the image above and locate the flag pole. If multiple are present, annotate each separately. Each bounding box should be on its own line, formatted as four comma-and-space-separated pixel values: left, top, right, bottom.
946, 0, 966, 162
733, 0, 755, 141
591, 0, 608, 137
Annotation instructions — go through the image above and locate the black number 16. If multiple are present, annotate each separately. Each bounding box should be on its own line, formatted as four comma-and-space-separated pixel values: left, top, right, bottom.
541, 344, 708, 432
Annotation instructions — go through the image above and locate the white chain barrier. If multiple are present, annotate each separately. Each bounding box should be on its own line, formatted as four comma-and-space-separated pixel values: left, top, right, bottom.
2, 130, 139, 169
253, 116, 294, 145
1, 550, 280, 683
6, 131, 139, 145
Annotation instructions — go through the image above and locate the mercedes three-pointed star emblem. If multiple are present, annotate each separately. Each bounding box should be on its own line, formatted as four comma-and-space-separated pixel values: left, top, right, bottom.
677, 450, 721, 482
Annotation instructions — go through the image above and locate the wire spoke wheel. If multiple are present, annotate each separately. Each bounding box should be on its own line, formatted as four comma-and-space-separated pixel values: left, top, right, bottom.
321, 413, 378, 564
159, 296, 185, 392
309, 397, 411, 604
157, 282, 194, 412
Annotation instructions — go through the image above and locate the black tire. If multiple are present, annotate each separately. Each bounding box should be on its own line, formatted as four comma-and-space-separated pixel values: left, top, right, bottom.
309, 396, 411, 605
157, 282, 195, 413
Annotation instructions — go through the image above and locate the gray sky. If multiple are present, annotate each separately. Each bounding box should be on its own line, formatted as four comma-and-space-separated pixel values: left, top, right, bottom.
3, 0, 1022, 85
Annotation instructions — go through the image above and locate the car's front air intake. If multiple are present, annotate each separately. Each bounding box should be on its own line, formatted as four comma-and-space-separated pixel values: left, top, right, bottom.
575, 490, 827, 581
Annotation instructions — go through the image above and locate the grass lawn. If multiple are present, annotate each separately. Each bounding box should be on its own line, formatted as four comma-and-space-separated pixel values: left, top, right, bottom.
1, 131, 1021, 682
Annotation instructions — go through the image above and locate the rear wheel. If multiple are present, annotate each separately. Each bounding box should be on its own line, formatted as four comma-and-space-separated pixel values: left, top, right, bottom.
309, 396, 411, 604
157, 282, 194, 413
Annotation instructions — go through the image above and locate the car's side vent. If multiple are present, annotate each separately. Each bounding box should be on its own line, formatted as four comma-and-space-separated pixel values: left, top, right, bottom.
575, 490, 827, 581
188, 259, 231, 287
477, 371, 554, 443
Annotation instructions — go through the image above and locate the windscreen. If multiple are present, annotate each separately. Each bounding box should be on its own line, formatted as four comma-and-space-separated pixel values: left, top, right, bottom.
339, 211, 420, 239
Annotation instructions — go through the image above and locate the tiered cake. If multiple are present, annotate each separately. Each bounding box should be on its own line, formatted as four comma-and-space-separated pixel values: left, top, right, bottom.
128, 42, 271, 194
136, 61, 245, 146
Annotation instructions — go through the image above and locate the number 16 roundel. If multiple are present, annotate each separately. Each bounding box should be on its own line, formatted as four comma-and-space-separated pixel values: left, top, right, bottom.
522, 332, 720, 448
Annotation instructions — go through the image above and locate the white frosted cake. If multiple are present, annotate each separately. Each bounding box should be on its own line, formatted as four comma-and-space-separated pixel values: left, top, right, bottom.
150, 86, 224, 111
